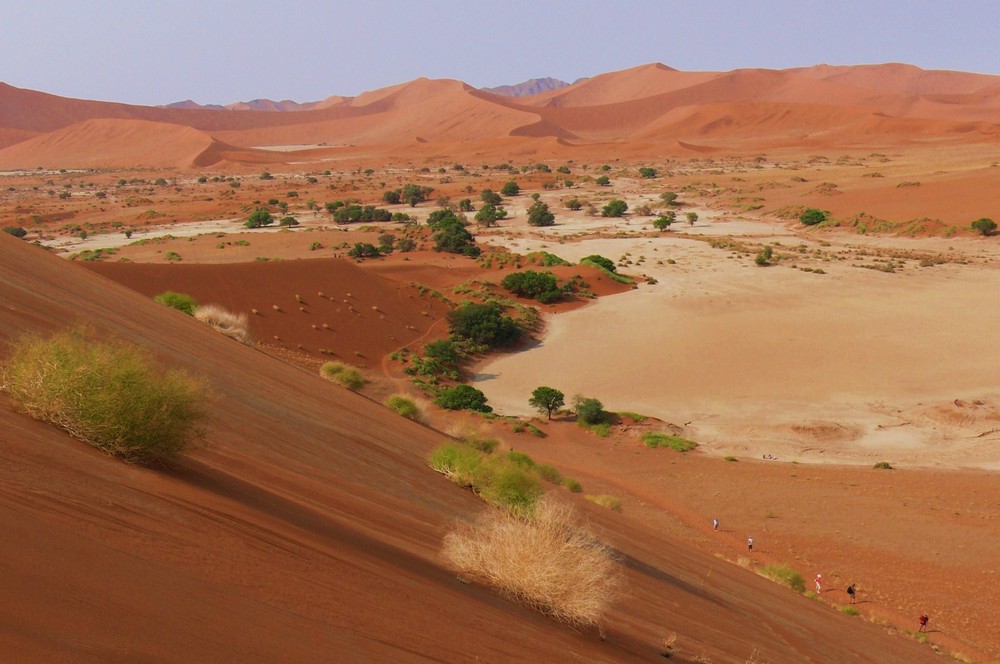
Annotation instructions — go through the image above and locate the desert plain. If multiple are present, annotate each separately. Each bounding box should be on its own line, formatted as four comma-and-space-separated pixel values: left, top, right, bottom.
1, 63, 999, 663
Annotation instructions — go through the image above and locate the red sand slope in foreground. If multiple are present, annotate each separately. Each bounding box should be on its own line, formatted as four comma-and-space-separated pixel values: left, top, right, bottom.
0, 233, 942, 662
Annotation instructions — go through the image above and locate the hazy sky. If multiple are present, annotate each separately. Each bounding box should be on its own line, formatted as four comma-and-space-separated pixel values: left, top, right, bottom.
2, 0, 998, 105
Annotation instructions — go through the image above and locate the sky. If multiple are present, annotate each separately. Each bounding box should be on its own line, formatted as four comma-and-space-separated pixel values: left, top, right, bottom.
2, 0, 999, 106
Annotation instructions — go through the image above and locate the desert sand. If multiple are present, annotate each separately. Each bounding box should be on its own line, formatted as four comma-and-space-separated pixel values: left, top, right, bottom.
2, 63, 1000, 662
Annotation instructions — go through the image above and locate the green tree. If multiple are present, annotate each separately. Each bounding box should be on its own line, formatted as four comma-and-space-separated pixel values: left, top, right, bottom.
565, 198, 583, 210
602, 199, 628, 217
659, 191, 678, 206
638, 167, 657, 178
799, 208, 827, 225
971, 217, 997, 236
526, 200, 555, 226
436, 384, 492, 412
653, 213, 675, 231
348, 242, 381, 258
481, 189, 502, 206
3, 226, 27, 238
595, 175, 611, 186
382, 189, 402, 205
402, 183, 434, 206
278, 216, 299, 226
458, 198, 474, 212
501, 181, 520, 196
245, 208, 274, 228
685, 211, 698, 225
475, 203, 507, 227
529, 386, 565, 420
448, 302, 521, 347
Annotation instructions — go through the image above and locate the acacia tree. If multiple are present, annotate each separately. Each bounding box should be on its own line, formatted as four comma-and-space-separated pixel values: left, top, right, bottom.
971, 217, 997, 236
529, 386, 564, 420
526, 200, 555, 226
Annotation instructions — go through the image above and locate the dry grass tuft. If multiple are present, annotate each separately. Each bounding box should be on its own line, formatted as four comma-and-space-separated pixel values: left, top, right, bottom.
319, 361, 365, 390
194, 304, 252, 345
441, 497, 625, 630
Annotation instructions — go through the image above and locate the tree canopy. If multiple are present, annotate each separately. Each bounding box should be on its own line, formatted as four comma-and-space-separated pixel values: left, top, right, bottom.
526, 200, 555, 227
529, 386, 565, 420
447, 302, 522, 347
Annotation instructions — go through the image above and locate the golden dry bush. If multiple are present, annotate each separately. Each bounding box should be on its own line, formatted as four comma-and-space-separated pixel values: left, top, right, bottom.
194, 304, 252, 344
441, 497, 625, 629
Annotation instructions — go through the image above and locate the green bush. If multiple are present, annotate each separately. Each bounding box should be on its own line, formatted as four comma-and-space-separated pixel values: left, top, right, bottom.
799, 208, 828, 226
501, 270, 561, 302
638, 167, 657, 178
585, 495, 622, 512
154, 291, 198, 315
642, 432, 698, 452
501, 181, 520, 196
319, 362, 365, 390
873, 461, 893, 470
971, 217, 996, 236
526, 200, 555, 226
601, 199, 628, 217
562, 477, 583, 492
3, 226, 27, 238
0, 327, 207, 463
447, 302, 521, 347
430, 443, 542, 513
435, 384, 492, 412
760, 564, 806, 592
386, 395, 420, 420
581, 254, 616, 273
245, 207, 274, 228
574, 396, 606, 425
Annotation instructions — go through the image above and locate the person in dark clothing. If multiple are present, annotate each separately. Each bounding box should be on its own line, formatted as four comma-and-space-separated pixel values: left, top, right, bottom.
847, 584, 856, 604
919, 614, 929, 632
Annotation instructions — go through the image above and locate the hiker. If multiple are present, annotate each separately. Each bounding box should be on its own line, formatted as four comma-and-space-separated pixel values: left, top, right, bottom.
747, 536, 753, 552
847, 584, 856, 604
713, 518, 719, 531
814, 574, 822, 593
919, 614, 929, 632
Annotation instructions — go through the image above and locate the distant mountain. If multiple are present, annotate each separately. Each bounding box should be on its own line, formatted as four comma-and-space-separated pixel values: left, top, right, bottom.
483, 77, 571, 97
162, 100, 225, 111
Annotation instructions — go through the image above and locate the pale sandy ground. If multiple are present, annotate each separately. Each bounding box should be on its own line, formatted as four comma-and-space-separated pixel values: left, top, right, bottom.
474, 200, 1000, 470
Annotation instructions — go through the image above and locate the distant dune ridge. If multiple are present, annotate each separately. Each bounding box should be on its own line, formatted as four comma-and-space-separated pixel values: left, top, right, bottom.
2, 61, 1000, 167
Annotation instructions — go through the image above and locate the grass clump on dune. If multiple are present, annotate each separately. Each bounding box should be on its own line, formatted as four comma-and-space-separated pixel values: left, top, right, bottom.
759, 563, 806, 593
154, 290, 198, 315
319, 361, 365, 391
0, 326, 207, 464
642, 432, 698, 452
430, 443, 544, 515
194, 304, 252, 344
585, 494, 622, 512
386, 394, 421, 421
442, 497, 625, 630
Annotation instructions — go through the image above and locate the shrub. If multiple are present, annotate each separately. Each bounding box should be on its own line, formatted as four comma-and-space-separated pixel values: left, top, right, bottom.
3, 226, 27, 238
436, 384, 491, 412
536, 464, 561, 484
480, 189, 502, 206
447, 302, 521, 347
0, 327, 207, 463
474, 203, 507, 227
799, 208, 828, 226
760, 564, 806, 592
348, 242, 381, 258
653, 214, 675, 231
971, 217, 997, 236
431, 443, 542, 513
194, 304, 251, 344
386, 395, 421, 420
562, 477, 583, 492
245, 208, 273, 228
602, 199, 628, 217
642, 432, 698, 452
278, 216, 299, 227
840, 606, 859, 616
574, 395, 606, 425
500, 181, 520, 196
585, 495, 622, 512
755, 245, 773, 266
873, 461, 893, 470
526, 201, 555, 227
154, 291, 198, 315
595, 175, 611, 186
638, 167, 657, 178
441, 497, 625, 628
581, 254, 615, 273
565, 198, 583, 211
319, 362, 365, 390
501, 270, 561, 302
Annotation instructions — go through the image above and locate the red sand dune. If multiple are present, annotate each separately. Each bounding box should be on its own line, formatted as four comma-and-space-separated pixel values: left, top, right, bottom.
4, 62, 1000, 167
0, 231, 944, 662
